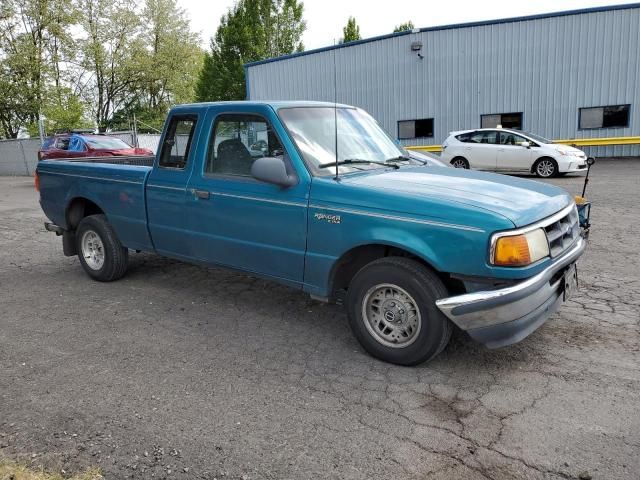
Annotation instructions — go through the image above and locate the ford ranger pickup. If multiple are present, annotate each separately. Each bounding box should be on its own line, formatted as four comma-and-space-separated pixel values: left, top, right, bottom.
36, 101, 586, 365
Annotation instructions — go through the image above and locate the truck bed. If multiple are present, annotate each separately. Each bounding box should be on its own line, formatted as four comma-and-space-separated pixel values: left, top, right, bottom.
37, 158, 154, 251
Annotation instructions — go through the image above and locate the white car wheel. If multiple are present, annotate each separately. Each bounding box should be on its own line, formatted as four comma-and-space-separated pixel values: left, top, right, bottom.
451, 157, 469, 169
534, 158, 558, 178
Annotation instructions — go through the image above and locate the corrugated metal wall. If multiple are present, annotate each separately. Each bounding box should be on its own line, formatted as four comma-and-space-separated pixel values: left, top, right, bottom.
247, 6, 640, 157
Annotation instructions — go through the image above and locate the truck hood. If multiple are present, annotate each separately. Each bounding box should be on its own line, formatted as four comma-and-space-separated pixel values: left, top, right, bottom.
341, 167, 573, 227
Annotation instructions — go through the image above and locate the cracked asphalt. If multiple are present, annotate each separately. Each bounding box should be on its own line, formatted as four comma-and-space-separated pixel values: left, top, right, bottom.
1, 160, 639, 479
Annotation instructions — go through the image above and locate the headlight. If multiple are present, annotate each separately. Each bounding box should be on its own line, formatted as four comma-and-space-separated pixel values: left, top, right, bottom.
491, 228, 549, 266
557, 148, 584, 157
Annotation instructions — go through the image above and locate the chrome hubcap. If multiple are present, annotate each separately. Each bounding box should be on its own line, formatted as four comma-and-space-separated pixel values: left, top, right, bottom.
537, 160, 554, 177
452, 159, 468, 168
362, 284, 421, 348
81, 230, 105, 270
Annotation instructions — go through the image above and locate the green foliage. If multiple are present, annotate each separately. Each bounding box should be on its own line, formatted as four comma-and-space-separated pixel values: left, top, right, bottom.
39, 87, 90, 134
135, 0, 203, 111
196, 0, 306, 102
109, 103, 166, 133
77, 0, 149, 131
0, 0, 204, 138
393, 21, 415, 32
341, 16, 361, 43
0, 0, 76, 138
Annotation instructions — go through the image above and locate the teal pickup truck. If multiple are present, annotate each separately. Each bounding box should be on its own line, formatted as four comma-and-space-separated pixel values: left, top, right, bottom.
36, 101, 586, 365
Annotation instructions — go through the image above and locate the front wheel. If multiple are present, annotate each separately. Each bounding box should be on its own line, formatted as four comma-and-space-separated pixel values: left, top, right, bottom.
346, 257, 452, 366
533, 157, 558, 178
76, 214, 129, 282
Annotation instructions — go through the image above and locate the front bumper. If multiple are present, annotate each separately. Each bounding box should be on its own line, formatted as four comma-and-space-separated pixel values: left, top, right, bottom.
559, 159, 588, 173
436, 236, 586, 348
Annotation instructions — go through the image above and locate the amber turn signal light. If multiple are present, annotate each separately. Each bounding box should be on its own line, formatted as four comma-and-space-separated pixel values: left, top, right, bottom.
493, 234, 531, 266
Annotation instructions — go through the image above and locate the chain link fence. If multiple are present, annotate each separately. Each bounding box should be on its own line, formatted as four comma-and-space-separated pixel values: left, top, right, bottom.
0, 133, 161, 176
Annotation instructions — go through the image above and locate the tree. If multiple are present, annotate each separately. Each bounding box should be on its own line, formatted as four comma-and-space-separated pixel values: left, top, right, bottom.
341, 16, 361, 43
119, 0, 203, 131
196, 0, 306, 102
0, 0, 204, 137
76, 0, 146, 131
39, 87, 89, 134
393, 21, 414, 32
0, 0, 76, 137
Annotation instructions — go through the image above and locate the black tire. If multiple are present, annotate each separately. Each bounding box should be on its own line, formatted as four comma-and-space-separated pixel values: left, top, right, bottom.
346, 257, 453, 366
76, 214, 128, 282
450, 157, 470, 169
533, 157, 558, 178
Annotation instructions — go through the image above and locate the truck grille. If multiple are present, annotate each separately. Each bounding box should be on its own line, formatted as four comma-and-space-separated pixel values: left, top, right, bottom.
544, 206, 580, 257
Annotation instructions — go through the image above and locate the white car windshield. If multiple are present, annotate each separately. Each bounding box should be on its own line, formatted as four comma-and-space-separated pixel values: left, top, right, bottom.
278, 107, 405, 174
521, 132, 552, 144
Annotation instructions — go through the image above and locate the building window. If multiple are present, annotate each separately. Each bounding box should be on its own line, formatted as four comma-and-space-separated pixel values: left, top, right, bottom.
398, 118, 434, 139
579, 105, 630, 129
481, 112, 523, 130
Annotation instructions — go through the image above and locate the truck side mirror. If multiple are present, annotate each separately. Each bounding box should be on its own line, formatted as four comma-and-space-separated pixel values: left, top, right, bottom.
251, 156, 298, 187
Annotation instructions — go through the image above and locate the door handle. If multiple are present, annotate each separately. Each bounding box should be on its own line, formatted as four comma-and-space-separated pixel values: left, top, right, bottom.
190, 189, 210, 200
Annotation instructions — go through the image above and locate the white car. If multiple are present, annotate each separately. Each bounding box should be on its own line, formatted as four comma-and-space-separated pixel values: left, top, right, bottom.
440, 128, 588, 177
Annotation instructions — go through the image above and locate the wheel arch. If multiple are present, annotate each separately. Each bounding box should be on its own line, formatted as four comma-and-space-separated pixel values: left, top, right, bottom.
328, 242, 461, 300
66, 197, 105, 230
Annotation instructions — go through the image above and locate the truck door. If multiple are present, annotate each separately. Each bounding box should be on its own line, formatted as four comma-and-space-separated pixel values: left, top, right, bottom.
146, 111, 202, 258
186, 106, 310, 286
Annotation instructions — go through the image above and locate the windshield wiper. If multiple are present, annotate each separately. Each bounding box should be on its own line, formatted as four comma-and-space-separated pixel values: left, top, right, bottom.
319, 159, 400, 169
386, 155, 416, 163
387, 154, 430, 166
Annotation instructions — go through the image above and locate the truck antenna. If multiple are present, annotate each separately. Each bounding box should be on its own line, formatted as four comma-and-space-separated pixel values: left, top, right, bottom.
333, 41, 339, 181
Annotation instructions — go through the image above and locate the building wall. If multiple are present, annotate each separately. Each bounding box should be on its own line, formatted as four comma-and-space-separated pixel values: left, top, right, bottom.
246, 5, 640, 157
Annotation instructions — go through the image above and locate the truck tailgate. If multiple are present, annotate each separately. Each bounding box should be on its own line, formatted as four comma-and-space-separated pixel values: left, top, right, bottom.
37, 159, 154, 252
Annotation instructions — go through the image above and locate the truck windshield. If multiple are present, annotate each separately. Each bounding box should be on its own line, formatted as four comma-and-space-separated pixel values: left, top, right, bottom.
278, 107, 405, 175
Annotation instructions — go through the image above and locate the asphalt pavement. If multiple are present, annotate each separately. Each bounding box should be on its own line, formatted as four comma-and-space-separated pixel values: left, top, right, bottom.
0, 161, 638, 479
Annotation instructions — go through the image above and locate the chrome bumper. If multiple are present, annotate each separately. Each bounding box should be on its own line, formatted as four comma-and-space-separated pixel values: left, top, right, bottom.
436, 236, 586, 348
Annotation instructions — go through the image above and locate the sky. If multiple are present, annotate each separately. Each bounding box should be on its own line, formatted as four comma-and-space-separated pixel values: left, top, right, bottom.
178, 0, 637, 50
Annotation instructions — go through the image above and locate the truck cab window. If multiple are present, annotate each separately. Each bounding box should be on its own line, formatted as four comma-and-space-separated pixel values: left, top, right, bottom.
206, 114, 284, 176
159, 116, 197, 169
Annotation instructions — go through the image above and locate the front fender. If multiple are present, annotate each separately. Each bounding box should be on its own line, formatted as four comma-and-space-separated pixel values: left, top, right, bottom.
303, 208, 490, 298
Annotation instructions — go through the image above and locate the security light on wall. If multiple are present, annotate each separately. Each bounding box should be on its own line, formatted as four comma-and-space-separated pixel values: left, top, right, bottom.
411, 41, 424, 59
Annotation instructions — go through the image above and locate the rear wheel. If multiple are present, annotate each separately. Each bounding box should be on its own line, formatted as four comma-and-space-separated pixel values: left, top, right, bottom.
76, 214, 128, 282
533, 157, 558, 178
450, 157, 470, 169
346, 257, 452, 366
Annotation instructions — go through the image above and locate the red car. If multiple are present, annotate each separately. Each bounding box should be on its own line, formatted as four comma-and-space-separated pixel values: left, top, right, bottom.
38, 133, 154, 160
